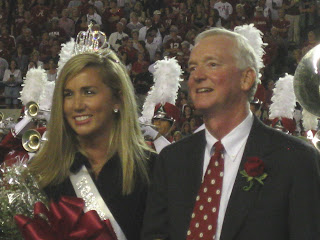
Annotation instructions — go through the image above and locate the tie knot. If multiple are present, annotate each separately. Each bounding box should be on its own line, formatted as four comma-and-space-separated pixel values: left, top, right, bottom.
214, 141, 224, 155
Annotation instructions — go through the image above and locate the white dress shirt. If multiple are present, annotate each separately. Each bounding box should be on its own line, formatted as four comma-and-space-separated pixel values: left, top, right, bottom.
203, 112, 254, 240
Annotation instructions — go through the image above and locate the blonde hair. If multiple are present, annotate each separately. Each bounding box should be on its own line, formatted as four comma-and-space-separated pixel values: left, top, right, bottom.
29, 49, 152, 195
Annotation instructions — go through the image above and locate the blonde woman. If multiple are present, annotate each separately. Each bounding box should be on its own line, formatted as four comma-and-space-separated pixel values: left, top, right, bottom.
29, 48, 155, 240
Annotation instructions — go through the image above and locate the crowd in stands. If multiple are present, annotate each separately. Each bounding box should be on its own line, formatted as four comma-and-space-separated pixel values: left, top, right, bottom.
0, 0, 319, 140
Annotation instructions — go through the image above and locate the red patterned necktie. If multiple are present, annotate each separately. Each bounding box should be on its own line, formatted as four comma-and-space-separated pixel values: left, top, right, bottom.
186, 141, 224, 240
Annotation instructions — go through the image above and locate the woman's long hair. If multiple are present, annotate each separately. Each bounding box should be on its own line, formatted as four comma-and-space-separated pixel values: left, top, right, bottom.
29, 49, 152, 195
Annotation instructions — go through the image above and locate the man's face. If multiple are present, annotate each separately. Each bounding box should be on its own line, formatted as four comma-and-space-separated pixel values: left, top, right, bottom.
188, 35, 247, 115
153, 119, 172, 136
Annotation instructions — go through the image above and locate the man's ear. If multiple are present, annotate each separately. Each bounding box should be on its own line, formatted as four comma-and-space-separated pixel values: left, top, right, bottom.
240, 68, 256, 91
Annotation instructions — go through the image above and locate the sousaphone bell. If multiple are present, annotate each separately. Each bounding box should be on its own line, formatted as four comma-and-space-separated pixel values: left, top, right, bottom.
294, 44, 320, 149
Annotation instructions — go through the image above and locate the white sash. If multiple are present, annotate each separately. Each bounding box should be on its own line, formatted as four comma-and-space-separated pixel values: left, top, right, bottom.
70, 165, 127, 240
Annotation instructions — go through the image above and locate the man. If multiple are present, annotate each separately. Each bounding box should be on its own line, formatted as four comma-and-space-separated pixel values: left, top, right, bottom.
142, 27, 320, 240
109, 22, 128, 52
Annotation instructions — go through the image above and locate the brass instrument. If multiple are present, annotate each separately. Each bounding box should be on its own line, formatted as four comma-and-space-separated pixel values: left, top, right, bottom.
26, 101, 40, 118
22, 129, 41, 152
294, 44, 320, 150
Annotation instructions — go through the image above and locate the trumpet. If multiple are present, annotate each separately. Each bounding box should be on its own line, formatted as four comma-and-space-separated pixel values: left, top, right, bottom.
22, 129, 42, 152
25, 101, 51, 122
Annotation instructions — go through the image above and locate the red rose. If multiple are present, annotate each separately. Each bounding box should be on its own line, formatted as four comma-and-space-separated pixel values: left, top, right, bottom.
244, 157, 265, 177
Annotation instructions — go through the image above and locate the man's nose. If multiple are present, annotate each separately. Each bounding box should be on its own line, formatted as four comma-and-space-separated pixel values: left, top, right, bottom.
190, 66, 206, 83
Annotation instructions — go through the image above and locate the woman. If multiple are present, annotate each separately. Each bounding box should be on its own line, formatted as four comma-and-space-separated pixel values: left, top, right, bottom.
3, 59, 22, 108
29, 48, 155, 240
46, 58, 57, 81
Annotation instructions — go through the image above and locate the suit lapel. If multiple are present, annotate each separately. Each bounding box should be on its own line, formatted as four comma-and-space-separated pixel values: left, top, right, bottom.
220, 117, 273, 240
184, 130, 207, 203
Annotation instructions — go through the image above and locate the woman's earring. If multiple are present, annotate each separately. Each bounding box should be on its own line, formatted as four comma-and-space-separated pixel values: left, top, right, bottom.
113, 108, 119, 113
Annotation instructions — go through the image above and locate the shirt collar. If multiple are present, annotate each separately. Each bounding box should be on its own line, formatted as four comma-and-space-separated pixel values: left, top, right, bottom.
205, 111, 254, 160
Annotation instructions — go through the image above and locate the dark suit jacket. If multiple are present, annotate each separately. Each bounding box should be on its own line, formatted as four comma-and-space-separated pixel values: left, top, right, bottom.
142, 117, 320, 240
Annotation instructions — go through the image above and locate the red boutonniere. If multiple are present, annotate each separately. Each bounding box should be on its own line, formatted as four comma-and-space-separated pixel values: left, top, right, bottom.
240, 157, 268, 191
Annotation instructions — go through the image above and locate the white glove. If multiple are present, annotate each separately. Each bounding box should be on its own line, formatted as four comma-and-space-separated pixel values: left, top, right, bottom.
141, 125, 159, 140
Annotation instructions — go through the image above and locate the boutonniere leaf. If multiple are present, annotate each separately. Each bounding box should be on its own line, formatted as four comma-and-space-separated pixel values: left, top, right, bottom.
240, 157, 268, 191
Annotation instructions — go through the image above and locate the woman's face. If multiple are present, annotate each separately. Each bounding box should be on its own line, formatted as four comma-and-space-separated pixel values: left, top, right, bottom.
10, 60, 16, 69
184, 123, 190, 132
63, 67, 120, 139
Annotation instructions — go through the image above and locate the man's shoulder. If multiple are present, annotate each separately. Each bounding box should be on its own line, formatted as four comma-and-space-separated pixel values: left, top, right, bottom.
256, 119, 317, 153
161, 130, 205, 155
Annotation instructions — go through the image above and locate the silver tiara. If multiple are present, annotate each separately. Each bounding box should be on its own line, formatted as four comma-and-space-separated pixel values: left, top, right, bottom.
73, 23, 110, 55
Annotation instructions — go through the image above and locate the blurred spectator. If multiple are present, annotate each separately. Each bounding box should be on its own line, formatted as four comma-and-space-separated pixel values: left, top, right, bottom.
30, 0, 50, 36
127, 12, 144, 31
301, 29, 319, 56
90, 0, 104, 14
265, 0, 283, 21
251, 6, 271, 36
78, 0, 91, 16
148, 50, 163, 73
3, 59, 22, 108
0, 40, 11, 62
131, 29, 140, 49
0, 40, 11, 63
287, 47, 302, 74
181, 121, 192, 138
0, 57, 8, 82
118, 36, 138, 65
101, 0, 124, 35
70, 7, 81, 29
0, 25, 16, 55
283, 0, 301, 45
173, 130, 183, 142
68, 0, 82, 9
16, 11, 37, 39
131, 52, 150, 77
120, 17, 131, 35
181, 104, 194, 123
231, 3, 249, 28
205, 13, 222, 30
133, 1, 146, 20
163, 25, 182, 58
47, 18, 67, 43
43, 44, 60, 65
135, 40, 150, 61
299, 0, 317, 40
214, 0, 233, 27
145, 31, 161, 62
13, 5, 25, 36
75, 14, 88, 36
87, 4, 102, 25
272, 8, 290, 41
109, 22, 128, 52
191, 3, 207, 31
12, 43, 28, 77
28, 51, 44, 70
59, 8, 75, 39
46, 58, 57, 82
152, 10, 165, 36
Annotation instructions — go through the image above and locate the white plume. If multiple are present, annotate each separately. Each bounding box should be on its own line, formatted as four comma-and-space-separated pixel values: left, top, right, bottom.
141, 57, 183, 123
39, 81, 55, 111
269, 74, 296, 119
20, 67, 47, 106
57, 38, 75, 78
234, 24, 266, 80
302, 108, 318, 131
